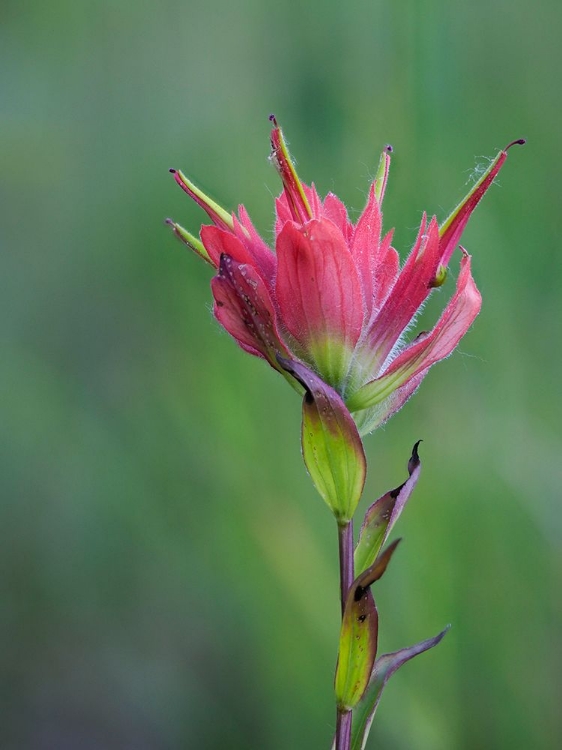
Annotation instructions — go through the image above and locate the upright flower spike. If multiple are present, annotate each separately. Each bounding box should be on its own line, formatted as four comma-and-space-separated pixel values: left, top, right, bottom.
167, 120, 523, 439
165, 123, 523, 750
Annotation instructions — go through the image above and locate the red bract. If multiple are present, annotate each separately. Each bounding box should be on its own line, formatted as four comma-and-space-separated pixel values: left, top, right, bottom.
168, 120, 523, 434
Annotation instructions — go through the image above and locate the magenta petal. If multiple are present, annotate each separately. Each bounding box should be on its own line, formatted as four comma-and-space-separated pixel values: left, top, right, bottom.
348, 252, 481, 414
323, 192, 354, 242
366, 216, 441, 365
439, 141, 524, 266
270, 121, 314, 224
232, 208, 276, 285
274, 193, 294, 236
351, 182, 383, 319
439, 152, 507, 266
303, 182, 323, 218
200, 225, 256, 268
276, 218, 364, 354
380, 252, 481, 380
372, 231, 399, 313
211, 255, 290, 367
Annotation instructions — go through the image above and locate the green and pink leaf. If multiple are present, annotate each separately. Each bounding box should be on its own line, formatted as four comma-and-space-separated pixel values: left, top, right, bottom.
278, 358, 366, 524
350, 627, 450, 750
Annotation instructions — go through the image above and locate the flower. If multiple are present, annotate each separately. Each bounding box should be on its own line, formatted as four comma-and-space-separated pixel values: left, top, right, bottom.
167, 118, 523, 435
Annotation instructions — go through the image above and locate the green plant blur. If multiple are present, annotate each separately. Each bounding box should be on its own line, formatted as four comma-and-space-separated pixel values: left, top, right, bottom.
1, 1, 560, 748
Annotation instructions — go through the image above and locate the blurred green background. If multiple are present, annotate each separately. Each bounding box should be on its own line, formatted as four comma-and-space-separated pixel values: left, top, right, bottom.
2, 1, 561, 748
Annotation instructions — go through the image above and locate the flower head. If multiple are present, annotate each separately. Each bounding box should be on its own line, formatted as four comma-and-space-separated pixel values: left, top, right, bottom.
168, 119, 523, 435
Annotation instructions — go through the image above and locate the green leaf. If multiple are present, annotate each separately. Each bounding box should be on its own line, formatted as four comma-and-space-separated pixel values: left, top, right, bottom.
354, 442, 421, 576
335, 541, 400, 711
278, 357, 366, 524
351, 627, 450, 750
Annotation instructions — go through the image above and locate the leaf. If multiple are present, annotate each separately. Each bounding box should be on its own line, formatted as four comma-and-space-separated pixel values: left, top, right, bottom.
354, 441, 421, 576
350, 627, 450, 750
278, 357, 366, 524
335, 541, 400, 711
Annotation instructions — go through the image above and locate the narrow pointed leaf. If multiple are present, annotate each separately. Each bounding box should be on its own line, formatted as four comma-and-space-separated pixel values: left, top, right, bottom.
335, 540, 400, 710
335, 587, 377, 713
351, 627, 450, 750
354, 442, 421, 577
278, 358, 366, 523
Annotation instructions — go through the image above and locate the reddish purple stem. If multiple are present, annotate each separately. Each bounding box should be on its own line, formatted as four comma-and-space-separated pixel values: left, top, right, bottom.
338, 521, 354, 615
336, 710, 352, 750
336, 521, 354, 750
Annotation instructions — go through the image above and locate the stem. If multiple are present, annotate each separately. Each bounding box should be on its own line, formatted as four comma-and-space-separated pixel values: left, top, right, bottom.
336, 710, 352, 750
336, 521, 354, 750
338, 520, 354, 615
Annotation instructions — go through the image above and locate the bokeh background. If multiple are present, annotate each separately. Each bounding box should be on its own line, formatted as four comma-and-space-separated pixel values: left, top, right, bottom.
2, 1, 561, 748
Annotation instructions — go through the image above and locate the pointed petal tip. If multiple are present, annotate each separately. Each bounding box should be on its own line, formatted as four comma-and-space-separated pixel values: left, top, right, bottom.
409, 439, 422, 470
430, 623, 452, 646
389, 536, 402, 551
269, 120, 313, 223
355, 536, 402, 595
505, 138, 526, 151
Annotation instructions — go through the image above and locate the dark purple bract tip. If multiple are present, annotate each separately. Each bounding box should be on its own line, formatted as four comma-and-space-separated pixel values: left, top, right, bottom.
169, 168, 177, 174
505, 138, 526, 151
385, 144, 393, 153
269, 114, 278, 125
164, 218, 174, 226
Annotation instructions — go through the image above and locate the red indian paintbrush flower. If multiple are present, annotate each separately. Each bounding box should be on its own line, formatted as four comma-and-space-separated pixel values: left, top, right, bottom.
168, 118, 523, 436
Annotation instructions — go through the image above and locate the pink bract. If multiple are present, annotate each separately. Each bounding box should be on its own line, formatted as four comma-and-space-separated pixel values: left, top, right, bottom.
168, 120, 523, 434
